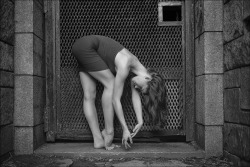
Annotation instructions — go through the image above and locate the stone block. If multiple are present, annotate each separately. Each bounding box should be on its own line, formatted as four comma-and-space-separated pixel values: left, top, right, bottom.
0, 71, 14, 87
243, 0, 250, 20
15, 0, 44, 40
34, 0, 44, 40
0, 41, 14, 71
15, 0, 33, 33
224, 0, 244, 43
224, 68, 240, 89
195, 124, 223, 157
195, 32, 223, 76
0, 0, 14, 44
240, 66, 250, 110
195, 0, 204, 38
224, 123, 250, 162
15, 34, 45, 77
0, 88, 14, 126
14, 124, 45, 155
196, 75, 223, 125
204, 0, 223, 32
224, 150, 250, 167
0, 124, 13, 156
14, 127, 33, 154
14, 76, 45, 126
224, 88, 250, 125
224, 35, 250, 71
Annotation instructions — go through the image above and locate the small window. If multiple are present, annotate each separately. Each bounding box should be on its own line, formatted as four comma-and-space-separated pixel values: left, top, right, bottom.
158, 1, 182, 26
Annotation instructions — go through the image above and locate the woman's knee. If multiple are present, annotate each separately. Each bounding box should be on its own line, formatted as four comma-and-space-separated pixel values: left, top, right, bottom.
84, 90, 96, 101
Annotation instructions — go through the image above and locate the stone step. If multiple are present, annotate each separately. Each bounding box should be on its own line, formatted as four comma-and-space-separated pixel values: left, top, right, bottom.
34, 142, 205, 159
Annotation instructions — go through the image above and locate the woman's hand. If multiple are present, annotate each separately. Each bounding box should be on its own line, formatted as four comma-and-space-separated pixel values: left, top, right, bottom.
122, 129, 133, 149
131, 122, 143, 138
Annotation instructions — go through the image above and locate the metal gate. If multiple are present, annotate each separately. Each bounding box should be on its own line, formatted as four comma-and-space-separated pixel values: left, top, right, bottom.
57, 0, 185, 139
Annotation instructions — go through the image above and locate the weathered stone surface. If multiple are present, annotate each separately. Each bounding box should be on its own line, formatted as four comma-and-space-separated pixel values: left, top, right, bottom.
34, 0, 44, 40
195, 32, 223, 76
34, 124, 45, 150
223, 0, 243, 43
15, 34, 45, 77
224, 123, 250, 162
0, 88, 14, 126
195, 124, 223, 157
224, 35, 250, 71
240, 66, 250, 110
224, 88, 250, 125
33, 77, 45, 125
0, 0, 14, 44
14, 76, 45, 126
0, 71, 14, 87
196, 75, 223, 125
224, 150, 250, 167
224, 68, 240, 89
243, 0, 250, 20
33, 35, 45, 77
14, 127, 34, 154
0, 124, 13, 156
204, 0, 223, 32
14, 76, 33, 126
15, 0, 33, 33
14, 34, 33, 75
195, 0, 204, 38
0, 41, 14, 71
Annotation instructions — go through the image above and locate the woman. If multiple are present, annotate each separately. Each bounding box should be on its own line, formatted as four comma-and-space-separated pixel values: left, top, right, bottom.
72, 35, 166, 150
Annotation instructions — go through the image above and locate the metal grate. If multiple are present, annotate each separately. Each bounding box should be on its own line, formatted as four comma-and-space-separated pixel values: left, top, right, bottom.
59, 0, 184, 136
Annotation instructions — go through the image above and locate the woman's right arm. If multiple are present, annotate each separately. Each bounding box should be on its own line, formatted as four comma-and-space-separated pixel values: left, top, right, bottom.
113, 66, 132, 149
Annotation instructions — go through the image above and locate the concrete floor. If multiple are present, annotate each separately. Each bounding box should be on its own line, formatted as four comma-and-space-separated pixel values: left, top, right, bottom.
34, 142, 205, 159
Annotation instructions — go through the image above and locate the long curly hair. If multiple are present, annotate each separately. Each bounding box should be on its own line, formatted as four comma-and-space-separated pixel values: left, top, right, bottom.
142, 68, 168, 124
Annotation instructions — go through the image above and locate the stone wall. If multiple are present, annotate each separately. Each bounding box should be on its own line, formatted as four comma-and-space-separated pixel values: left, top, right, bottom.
0, 0, 14, 162
194, 0, 224, 157
223, 0, 250, 166
14, 0, 46, 154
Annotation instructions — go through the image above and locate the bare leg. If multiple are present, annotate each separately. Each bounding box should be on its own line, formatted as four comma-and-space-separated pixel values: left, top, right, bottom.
79, 71, 104, 148
89, 70, 115, 150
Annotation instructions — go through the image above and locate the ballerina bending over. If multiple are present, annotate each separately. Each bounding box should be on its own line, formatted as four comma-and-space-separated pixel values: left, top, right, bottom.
72, 35, 166, 150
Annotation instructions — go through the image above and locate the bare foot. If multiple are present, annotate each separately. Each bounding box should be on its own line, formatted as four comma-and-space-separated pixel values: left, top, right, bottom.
101, 129, 119, 150
93, 137, 105, 149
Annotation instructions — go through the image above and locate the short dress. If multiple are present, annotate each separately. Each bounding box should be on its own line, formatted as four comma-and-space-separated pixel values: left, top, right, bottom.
72, 35, 124, 75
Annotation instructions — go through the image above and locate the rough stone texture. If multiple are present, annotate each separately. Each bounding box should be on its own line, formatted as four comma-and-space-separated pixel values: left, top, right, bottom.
14, 76, 45, 126
0, 88, 14, 126
14, 127, 34, 155
224, 150, 250, 167
15, 34, 45, 77
0, 0, 14, 45
195, 32, 223, 76
196, 75, 223, 125
0, 41, 14, 71
0, 124, 13, 156
223, 0, 243, 43
243, 0, 250, 20
0, 71, 14, 87
224, 35, 250, 71
224, 123, 250, 162
203, 0, 223, 32
224, 68, 240, 89
195, 0, 204, 38
15, 0, 44, 40
240, 66, 250, 110
224, 88, 250, 125
195, 124, 223, 157
15, 125, 45, 155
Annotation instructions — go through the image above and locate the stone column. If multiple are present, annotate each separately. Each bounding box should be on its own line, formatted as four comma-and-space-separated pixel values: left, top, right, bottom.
14, 0, 45, 154
194, 0, 223, 157
0, 0, 14, 160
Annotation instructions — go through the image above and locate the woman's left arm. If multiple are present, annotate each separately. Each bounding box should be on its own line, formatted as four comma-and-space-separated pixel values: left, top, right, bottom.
131, 81, 144, 138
